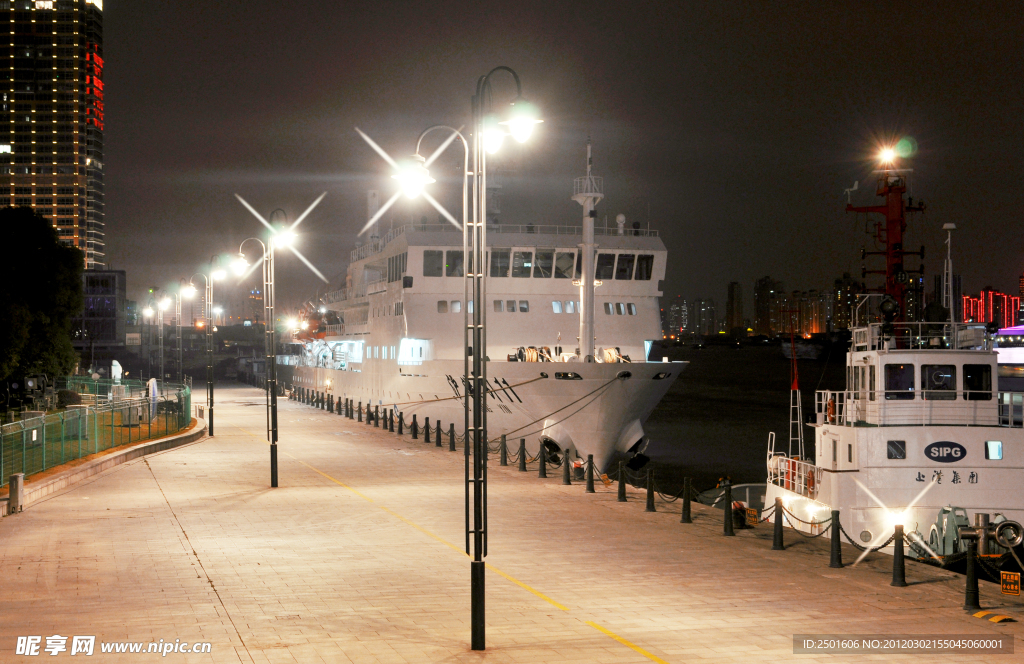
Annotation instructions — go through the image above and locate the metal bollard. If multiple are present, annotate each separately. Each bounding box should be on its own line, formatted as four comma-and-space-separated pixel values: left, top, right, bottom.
518, 439, 527, 471
964, 550, 981, 610
891, 524, 907, 587
500, 435, 507, 466
722, 483, 734, 535
435, 418, 442, 447
562, 452, 571, 485
450, 423, 456, 451
829, 509, 844, 568
398, 412, 404, 435
375, 405, 380, 427
646, 467, 656, 512
424, 417, 431, 443
8, 473, 24, 513
772, 497, 785, 550
328, 395, 333, 413
539, 446, 547, 478
618, 461, 627, 502
389, 410, 395, 432
586, 454, 595, 493
357, 401, 362, 422
411, 414, 418, 439
681, 477, 692, 523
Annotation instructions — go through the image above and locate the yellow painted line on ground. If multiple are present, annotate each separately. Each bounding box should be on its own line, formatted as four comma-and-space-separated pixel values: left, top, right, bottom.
586, 621, 671, 664
232, 423, 666, 661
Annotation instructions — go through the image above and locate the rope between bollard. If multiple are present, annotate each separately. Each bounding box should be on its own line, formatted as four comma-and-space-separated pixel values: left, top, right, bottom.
782, 512, 833, 538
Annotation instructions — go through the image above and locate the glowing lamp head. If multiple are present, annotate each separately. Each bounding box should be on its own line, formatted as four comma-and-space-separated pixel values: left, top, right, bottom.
274, 230, 296, 247
501, 97, 543, 144
211, 268, 227, 281
300, 320, 309, 330
142, 306, 154, 318
319, 306, 327, 314
392, 154, 435, 199
879, 147, 896, 165
887, 510, 907, 528
232, 254, 249, 276
212, 306, 223, 315
481, 113, 507, 155
181, 284, 197, 299
285, 317, 297, 330
158, 297, 171, 311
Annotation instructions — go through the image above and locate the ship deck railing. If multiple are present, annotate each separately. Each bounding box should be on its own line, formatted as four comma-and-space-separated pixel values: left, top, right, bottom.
767, 455, 820, 502
851, 322, 992, 353
815, 389, 1024, 428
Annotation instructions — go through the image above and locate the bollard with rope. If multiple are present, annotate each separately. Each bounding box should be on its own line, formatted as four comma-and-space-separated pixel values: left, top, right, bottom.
450, 423, 456, 452
518, 439, 527, 471
645, 468, 656, 513
374, 405, 380, 427
562, 452, 572, 485
681, 477, 692, 523
829, 510, 844, 568
328, 395, 333, 413
398, 412, 404, 435
366, 404, 373, 426
424, 417, 431, 444
586, 454, 595, 493
388, 410, 394, 432
411, 414, 418, 439
618, 461, 627, 502
772, 497, 785, 550
500, 435, 508, 466
891, 524, 907, 587
357, 401, 362, 422
964, 549, 981, 611
722, 482, 734, 535
435, 418, 442, 447
539, 446, 547, 478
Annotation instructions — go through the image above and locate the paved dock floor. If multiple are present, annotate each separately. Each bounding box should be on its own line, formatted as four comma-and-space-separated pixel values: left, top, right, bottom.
1, 384, 1022, 663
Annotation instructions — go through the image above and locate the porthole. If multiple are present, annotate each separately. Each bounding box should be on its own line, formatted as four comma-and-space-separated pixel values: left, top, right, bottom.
860, 530, 872, 543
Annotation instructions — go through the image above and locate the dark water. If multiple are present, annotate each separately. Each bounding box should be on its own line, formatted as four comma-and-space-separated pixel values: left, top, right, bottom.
642, 343, 847, 492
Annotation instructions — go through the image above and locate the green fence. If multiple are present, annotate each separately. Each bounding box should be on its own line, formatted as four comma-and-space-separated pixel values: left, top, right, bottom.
1, 380, 192, 489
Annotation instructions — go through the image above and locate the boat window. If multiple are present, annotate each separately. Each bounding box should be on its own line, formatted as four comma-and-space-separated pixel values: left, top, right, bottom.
616, 303, 625, 315
853, 366, 859, 393
986, 440, 1003, 460
887, 440, 906, 459
869, 365, 876, 401
635, 255, 654, 281
423, 250, 444, 277
627, 303, 637, 315
511, 251, 533, 278
604, 302, 613, 315
437, 300, 448, 313
555, 252, 575, 279
451, 300, 461, 313
575, 252, 582, 279
468, 300, 473, 313
964, 364, 993, 401
922, 364, 956, 400
565, 301, 576, 314
615, 254, 635, 280
848, 444, 852, 463
552, 301, 562, 313
518, 300, 530, 313
490, 250, 510, 277
884, 364, 915, 400
507, 300, 517, 312
446, 250, 464, 277
494, 300, 503, 312
596, 253, 615, 280
534, 251, 554, 278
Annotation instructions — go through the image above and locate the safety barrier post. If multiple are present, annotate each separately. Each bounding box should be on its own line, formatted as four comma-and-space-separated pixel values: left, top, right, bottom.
681, 477, 692, 523
539, 447, 547, 478
435, 418, 442, 447
450, 423, 456, 451
398, 412, 404, 435
411, 414, 418, 439
772, 497, 784, 550
562, 453, 571, 485
357, 401, 362, 422
518, 439, 526, 471
424, 417, 431, 443
586, 454, 595, 493
891, 524, 907, 587
646, 467, 656, 512
499, 435, 507, 465
829, 510, 844, 568
964, 550, 981, 610
618, 461, 626, 502
328, 395, 333, 413
389, 410, 395, 432
722, 483, 734, 535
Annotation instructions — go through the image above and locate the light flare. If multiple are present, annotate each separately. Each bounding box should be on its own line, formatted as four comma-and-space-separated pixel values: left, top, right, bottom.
849, 476, 939, 566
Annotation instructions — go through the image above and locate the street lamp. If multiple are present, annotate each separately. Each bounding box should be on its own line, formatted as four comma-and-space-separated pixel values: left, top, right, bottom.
191, 256, 226, 436
234, 218, 292, 488
157, 296, 171, 383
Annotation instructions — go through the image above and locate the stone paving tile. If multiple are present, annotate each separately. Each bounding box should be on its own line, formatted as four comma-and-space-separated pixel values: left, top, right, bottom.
0, 384, 1022, 662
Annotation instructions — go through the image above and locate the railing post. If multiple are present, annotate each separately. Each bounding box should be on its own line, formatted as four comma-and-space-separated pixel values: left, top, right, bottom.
645, 467, 656, 513
500, 435, 507, 466
389, 410, 395, 432
374, 405, 380, 428
411, 414, 418, 439
586, 454, 595, 493
681, 477, 692, 523
398, 412, 404, 435
518, 439, 527, 471
722, 482, 734, 535
891, 524, 907, 587
539, 446, 547, 478
435, 417, 442, 447
964, 549, 981, 611
772, 497, 785, 550
357, 401, 362, 422
829, 509, 844, 568
618, 461, 627, 502
450, 423, 456, 451
562, 452, 571, 485
424, 417, 431, 443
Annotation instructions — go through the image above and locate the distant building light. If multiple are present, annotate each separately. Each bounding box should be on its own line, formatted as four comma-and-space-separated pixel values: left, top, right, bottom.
0, 145, 11, 154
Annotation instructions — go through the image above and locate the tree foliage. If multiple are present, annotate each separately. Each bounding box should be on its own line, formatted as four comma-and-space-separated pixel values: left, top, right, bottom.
0, 207, 84, 382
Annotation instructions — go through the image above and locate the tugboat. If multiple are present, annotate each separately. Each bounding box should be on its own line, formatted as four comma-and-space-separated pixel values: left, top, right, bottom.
765, 151, 1024, 567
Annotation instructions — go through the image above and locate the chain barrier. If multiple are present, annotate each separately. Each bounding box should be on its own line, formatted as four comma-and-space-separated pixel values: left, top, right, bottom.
976, 553, 1003, 581
838, 522, 897, 552
780, 505, 833, 527
782, 512, 833, 538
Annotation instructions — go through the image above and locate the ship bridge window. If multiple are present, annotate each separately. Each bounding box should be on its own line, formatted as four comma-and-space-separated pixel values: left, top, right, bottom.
887, 440, 906, 459
552, 301, 562, 313
964, 364, 993, 401
491, 250, 510, 277
565, 300, 576, 314
446, 250, 464, 277
596, 253, 615, 280
494, 300, 503, 312
635, 255, 654, 281
451, 300, 461, 313
884, 364, 915, 400
986, 440, 1003, 460
555, 252, 575, 279
512, 251, 533, 278
604, 302, 613, 315
423, 250, 443, 277
534, 250, 554, 278
922, 364, 956, 400
616, 303, 625, 315
437, 300, 448, 313
507, 300, 517, 312
615, 254, 635, 280
518, 300, 530, 313
575, 252, 583, 279
627, 303, 637, 315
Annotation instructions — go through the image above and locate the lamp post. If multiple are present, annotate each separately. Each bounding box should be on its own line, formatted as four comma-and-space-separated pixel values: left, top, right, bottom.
234, 221, 293, 488
157, 295, 171, 383
179, 280, 197, 385
191, 257, 225, 436
141, 303, 155, 380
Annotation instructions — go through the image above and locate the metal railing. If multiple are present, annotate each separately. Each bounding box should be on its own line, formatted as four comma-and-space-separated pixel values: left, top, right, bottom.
815, 389, 1018, 427
850, 322, 991, 352
0, 382, 192, 489
768, 455, 819, 500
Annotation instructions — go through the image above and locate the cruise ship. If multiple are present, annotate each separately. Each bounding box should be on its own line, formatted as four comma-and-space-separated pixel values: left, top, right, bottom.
280, 184, 683, 471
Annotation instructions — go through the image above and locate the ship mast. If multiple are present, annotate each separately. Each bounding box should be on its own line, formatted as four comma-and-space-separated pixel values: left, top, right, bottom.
572, 140, 603, 360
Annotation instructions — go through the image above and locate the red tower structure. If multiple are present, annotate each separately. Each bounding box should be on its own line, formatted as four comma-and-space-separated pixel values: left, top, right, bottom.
848, 167, 926, 322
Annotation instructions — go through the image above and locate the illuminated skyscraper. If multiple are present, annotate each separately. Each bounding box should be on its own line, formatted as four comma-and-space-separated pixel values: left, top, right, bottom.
2, 0, 104, 268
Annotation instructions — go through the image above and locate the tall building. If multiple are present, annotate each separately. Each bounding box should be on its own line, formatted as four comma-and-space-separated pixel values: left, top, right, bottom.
753, 276, 783, 336
71, 268, 125, 369
663, 295, 688, 339
963, 288, 1020, 329
693, 298, 715, 336
832, 272, 863, 329
726, 282, 744, 335
2, 0, 105, 269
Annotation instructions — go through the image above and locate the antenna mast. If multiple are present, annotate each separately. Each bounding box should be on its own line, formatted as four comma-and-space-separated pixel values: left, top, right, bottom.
572, 140, 604, 360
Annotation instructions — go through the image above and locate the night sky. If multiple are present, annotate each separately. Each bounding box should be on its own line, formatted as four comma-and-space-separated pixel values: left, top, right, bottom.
104, 2, 1024, 314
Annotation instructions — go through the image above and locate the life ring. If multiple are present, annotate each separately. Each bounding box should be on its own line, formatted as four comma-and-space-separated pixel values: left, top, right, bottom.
826, 397, 836, 424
